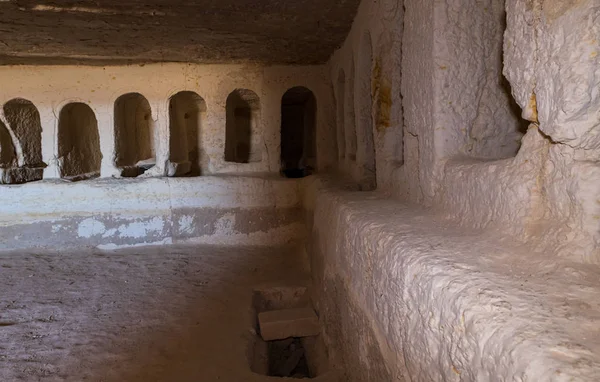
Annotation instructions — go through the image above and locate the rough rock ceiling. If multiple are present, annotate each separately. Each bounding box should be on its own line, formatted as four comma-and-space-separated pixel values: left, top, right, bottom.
0, 0, 361, 65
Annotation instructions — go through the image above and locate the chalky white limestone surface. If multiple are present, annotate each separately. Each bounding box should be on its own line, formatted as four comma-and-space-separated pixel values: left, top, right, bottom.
503, 0, 600, 263
328, 0, 404, 192
505, 0, 600, 149
305, 177, 600, 381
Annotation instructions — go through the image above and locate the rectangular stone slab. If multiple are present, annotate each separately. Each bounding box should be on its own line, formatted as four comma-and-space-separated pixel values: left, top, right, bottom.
258, 308, 320, 341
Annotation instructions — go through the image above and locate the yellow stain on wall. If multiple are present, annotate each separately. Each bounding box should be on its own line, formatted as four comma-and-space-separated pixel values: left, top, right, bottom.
528, 92, 539, 124
452, 365, 461, 375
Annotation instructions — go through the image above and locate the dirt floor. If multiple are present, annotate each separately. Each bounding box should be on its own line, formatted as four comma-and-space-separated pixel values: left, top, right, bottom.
0, 244, 333, 381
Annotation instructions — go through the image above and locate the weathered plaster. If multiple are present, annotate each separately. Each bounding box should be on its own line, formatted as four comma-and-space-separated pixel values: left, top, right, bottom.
0, 176, 303, 249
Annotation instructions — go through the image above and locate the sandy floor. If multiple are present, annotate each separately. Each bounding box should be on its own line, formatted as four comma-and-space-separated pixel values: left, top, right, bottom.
0, 244, 329, 382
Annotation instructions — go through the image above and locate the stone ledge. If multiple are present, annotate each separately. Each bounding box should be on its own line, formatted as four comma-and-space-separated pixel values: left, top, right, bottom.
0, 175, 304, 250
305, 178, 600, 381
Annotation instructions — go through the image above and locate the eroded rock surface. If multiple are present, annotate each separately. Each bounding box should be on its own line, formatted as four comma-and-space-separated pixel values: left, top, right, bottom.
0, 0, 361, 65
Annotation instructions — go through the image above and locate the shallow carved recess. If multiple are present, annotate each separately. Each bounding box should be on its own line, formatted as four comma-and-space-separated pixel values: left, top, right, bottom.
0, 98, 46, 184
346, 58, 358, 161
167, 91, 207, 177
280, 86, 316, 178
58, 103, 102, 181
225, 89, 261, 164
335, 70, 346, 160
114, 93, 155, 177
436, 0, 527, 161
356, 32, 376, 191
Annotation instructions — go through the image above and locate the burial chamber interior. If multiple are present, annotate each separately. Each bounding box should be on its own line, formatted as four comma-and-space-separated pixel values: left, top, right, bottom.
0, 0, 599, 381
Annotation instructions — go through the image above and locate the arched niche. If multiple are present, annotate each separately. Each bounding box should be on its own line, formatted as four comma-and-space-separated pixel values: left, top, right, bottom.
0, 98, 45, 184
58, 102, 102, 181
280, 87, 316, 178
4, 98, 44, 168
114, 93, 155, 177
168, 91, 207, 177
225, 89, 261, 164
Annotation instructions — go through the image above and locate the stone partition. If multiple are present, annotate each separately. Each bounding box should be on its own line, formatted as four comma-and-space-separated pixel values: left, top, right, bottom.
329, 0, 404, 192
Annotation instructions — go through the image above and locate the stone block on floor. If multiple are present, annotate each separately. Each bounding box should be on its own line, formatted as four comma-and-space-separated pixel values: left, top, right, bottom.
258, 307, 320, 341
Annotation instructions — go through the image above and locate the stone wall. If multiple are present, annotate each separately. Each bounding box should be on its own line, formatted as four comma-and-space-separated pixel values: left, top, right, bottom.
312, 0, 600, 380
304, 175, 600, 381
328, 0, 600, 263
1, 176, 304, 250
0, 63, 335, 248
0, 64, 335, 179
329, 0, 404, 191
0, 0, 598, 380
